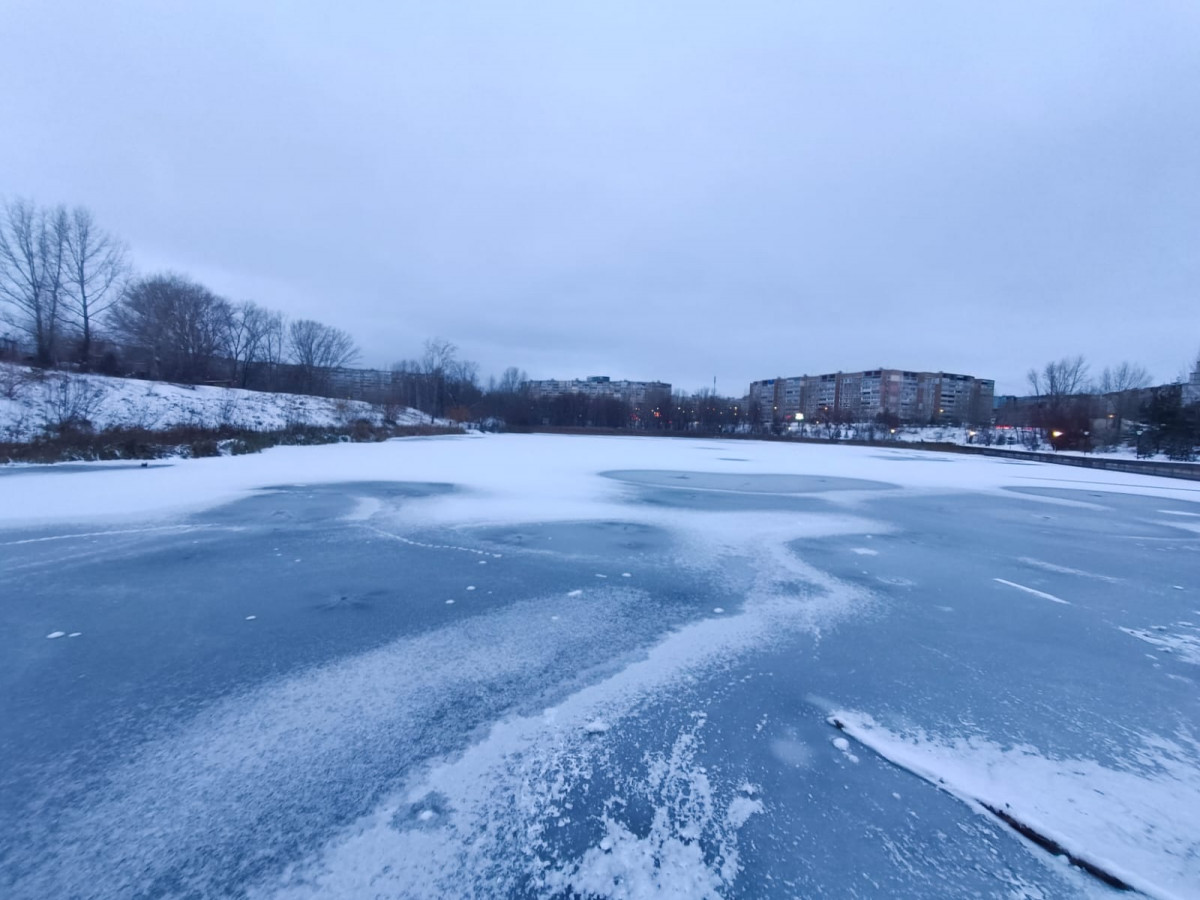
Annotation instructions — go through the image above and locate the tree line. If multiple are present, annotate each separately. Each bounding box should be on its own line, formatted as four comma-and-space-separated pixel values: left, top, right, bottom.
0, 198, 364, 394
1014, 354, 1200, 459
4, 198, 1197, 450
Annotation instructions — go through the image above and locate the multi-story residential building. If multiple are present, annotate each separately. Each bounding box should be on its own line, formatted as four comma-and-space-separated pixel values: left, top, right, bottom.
1184, 362, 1200, 406
748, 368, 994, 427
525, 375, 672, 408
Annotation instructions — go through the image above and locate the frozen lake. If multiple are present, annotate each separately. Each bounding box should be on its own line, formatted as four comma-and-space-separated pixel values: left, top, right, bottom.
2, 435, 1198, 899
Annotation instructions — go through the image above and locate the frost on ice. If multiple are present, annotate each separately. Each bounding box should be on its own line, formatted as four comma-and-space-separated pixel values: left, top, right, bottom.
545, 731, 763, 900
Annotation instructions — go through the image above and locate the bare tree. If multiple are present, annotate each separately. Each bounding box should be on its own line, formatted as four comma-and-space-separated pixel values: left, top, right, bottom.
1097, 361, 1152, 447
1027, 355, 1096, 450
496, 366, 527, 394
1027, 355, 1090, 398
287, 318, 359, 392
62, 206, 129, 367
1098, 361, 1151, 395
445, 358, 480, 416
226, 301, 282, 388
0, 199, 69, 366
109, 273, 232, 382
421, 338, 457, 419
262, 311, 286, 384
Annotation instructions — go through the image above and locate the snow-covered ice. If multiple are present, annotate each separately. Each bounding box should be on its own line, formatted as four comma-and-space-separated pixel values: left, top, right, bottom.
2, 433, 1198, 899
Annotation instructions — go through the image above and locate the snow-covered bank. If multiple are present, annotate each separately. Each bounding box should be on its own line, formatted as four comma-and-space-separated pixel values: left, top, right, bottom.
0, 363, 432, 443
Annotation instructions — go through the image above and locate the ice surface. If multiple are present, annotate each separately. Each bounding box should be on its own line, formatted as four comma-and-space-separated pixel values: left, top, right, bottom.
832, 710, 1200, 900
3, 434, 1198, 899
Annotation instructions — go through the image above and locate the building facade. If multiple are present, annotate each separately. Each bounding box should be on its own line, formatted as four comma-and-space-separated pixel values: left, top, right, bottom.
1184, 362, 1200, 407
749, 368, 995, 427
524, 376, 672, 408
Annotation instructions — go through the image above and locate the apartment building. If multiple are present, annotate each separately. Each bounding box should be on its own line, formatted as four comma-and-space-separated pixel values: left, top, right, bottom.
749, 368, 994, 426
524, 375, 672, 407
1185, 362, 1200, 406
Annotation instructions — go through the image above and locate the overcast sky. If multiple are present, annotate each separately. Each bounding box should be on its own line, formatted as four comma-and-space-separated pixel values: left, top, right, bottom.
3, 1, 1198, 394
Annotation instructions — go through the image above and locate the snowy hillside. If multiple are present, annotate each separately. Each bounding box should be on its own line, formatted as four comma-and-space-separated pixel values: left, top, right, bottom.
0, 363, 434, 443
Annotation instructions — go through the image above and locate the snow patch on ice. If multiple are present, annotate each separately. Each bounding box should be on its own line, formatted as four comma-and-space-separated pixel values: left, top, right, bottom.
830, 709, 1200, 900
341, 497, 382, 522
45, 631, 65, 639
546, 730, 763, 899
850, 547, 879, 556
1121, 624, 1200, 665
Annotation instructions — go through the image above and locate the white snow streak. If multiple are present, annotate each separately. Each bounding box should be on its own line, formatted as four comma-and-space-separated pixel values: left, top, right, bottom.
993, 578, 1070, 605
1017, 557, 1118, 583
831, 710, 1200, 900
